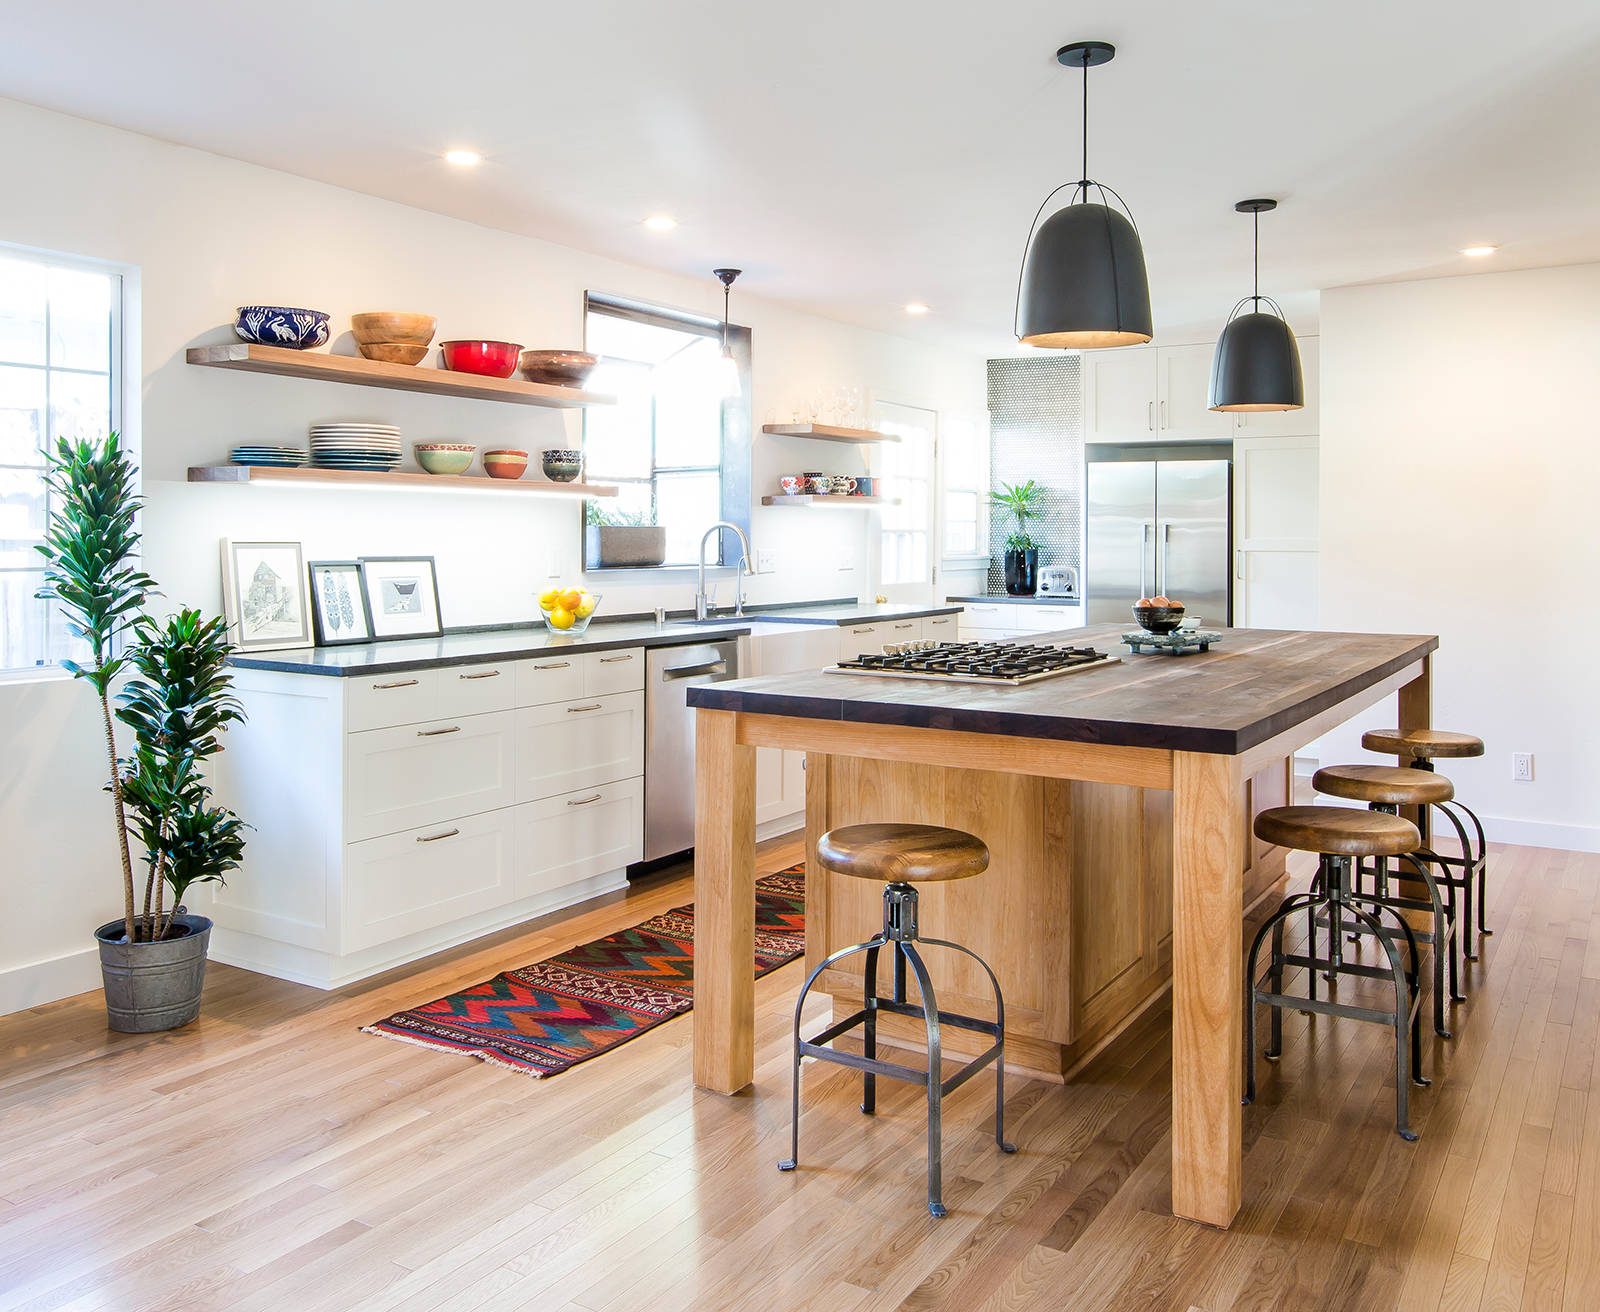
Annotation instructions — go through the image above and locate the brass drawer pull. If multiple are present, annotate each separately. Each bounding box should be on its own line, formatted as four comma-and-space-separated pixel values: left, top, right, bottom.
894, 622, 917, 630
416, 725, 461, 737
533, 661, 571, 670
415, 828, 459, 843
598, 654, 633, 663
567, 703, 602, 713
566, 793, 604, 807
458, 670, 500, 680
372, 678, 420, 689
851, 627, 876, 634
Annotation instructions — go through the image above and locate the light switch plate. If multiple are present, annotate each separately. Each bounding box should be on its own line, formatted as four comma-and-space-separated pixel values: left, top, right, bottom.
757, 548, 776, 573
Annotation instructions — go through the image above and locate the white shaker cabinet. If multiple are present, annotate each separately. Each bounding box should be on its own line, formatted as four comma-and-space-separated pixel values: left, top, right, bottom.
1084, 348, 1158, 442
1158, 342, 1233, 441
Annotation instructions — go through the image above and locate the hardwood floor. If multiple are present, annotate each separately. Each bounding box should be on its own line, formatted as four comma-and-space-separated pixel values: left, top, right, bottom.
1, 833, 1596, 1310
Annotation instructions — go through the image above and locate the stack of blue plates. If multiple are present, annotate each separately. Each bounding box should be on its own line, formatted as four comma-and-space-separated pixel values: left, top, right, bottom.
231, 445, 309, 467
309, 423, 402, 471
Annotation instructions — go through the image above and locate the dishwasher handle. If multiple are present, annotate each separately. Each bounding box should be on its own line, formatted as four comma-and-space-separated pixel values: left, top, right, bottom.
661, 660, 728, 680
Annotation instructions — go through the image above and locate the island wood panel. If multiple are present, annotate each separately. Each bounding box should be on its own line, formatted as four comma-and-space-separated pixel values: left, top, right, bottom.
806, 751, 1290, 1082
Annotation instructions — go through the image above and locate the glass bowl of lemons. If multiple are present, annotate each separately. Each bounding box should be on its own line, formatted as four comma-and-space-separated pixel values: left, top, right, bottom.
537, 587, 600, 634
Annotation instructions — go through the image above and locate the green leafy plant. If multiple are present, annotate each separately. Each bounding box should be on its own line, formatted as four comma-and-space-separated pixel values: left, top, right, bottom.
36, 434, 247, 943
989, 479, 1044, 552
586, 501, 657, 527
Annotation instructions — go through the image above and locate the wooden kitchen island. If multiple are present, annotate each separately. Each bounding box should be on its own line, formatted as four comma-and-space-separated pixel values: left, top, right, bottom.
687, 624, 1437, 1229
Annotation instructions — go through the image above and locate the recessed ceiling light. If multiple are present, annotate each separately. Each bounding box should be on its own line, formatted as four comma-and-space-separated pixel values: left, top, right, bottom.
1460, 244, 1498, 257
444, 149, 482, 167
643, 215, 678, 232
905, 303, 930, 315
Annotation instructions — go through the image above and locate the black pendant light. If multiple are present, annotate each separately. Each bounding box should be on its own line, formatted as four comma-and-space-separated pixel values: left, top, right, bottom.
1209, 199, 1303, 412
1015, 41, 1152, 350
713, 267, 741, 398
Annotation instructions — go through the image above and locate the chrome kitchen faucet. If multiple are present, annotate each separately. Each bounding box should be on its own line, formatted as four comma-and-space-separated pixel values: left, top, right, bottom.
696, 522, 755, 620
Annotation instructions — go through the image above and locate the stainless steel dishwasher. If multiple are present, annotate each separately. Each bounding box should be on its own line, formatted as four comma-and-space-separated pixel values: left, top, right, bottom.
643, 639, 740, 864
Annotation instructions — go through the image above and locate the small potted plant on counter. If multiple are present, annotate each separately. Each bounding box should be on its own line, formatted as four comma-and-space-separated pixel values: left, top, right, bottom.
990, 479, 1044, 596
37, 434, 248, 1032
586, 501, 667, 568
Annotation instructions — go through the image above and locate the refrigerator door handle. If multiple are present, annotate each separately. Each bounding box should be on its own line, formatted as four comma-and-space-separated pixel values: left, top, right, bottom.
1160, 522, 1172, 596
1140, 521, 1154, 597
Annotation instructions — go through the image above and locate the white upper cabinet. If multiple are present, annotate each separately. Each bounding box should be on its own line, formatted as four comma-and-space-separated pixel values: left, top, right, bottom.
1158, 343, 1234, 440
1229, 335, 1319, 438
1084, 348, 1158, 442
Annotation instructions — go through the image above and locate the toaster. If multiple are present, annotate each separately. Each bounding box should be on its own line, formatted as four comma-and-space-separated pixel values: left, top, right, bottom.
1038, 566, 1078, 597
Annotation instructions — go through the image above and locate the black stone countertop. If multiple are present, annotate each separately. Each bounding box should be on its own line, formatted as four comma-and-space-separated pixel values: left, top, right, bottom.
946, 594, 1082, 606
225, 601, 965, 677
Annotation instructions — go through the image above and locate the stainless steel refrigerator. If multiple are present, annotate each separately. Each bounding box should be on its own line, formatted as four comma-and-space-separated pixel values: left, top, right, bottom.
1086, 445, 1232, 626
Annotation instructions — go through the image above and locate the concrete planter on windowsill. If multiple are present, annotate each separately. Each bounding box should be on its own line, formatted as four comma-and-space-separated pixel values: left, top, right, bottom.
587, 525, 667, 568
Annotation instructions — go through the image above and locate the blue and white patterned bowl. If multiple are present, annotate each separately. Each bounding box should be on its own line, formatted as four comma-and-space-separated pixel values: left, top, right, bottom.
234, 305, 331, 350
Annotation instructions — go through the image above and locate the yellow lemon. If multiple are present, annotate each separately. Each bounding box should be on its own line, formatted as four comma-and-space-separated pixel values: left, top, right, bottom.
538, 588, 562, 611
548, 606, 575, 630
575, 593, 597, 619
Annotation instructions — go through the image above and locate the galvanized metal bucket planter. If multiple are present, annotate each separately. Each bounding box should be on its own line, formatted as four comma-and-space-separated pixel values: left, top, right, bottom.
94, 913, 212, 1033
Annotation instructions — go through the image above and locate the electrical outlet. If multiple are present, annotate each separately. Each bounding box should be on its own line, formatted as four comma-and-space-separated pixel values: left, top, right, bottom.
757, 548, 776, 573
545, 553, 562, 579
1512, 753, 1534, 782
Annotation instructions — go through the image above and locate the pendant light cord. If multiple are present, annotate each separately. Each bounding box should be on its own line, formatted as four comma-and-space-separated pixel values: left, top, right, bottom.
1253, 208, 1260, 304
1081, 49, 1089, 188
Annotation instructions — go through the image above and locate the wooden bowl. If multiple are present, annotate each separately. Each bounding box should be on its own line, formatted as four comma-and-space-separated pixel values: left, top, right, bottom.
351, 312, 437, 346
358, 342, 429, 365
519, 350, 599, 387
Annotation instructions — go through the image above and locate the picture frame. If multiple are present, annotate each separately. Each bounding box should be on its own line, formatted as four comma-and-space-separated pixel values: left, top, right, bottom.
359, 556, 443, 641
307, 560, 375, 647
219, 539, 312, 652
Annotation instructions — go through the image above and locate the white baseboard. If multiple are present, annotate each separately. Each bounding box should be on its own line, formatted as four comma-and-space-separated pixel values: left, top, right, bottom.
757, 812, 805, 844
1480, 815, 1600, 854
0, 944, 102, 1017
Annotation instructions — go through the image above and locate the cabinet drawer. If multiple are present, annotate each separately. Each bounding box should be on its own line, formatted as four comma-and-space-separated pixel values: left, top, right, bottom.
347, 714, 517, 841
347, 669, 439, 732
343, 808, 514, 953
584, 648, 644, 696
514, 691, 644, 802
922, 614, 960, 639
957, 602, 1012, 627
884, 617, 924, 641
960, 624, 1031, 643
839, 622, 888, 659
515, 653, 585, 706
436, 661, 516, 719
513, 778, 643, 900
1014, 605, 1086, 632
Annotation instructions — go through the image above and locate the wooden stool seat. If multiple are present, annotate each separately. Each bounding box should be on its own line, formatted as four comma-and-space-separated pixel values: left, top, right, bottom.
816, 824, 990, 884
1361, 728, 1484, 760
1313, 764, 1455, 807
1254, 805, 1419, 857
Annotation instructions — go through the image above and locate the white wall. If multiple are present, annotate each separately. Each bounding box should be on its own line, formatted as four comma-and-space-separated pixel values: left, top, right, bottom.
0, 97, 984, 1012
1317, 263, 1600, 852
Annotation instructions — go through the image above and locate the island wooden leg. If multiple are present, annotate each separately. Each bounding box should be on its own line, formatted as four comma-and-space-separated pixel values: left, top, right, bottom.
692, 708, 757, 1093
1397, 654, 1433, 835
1170, 750, 1246, 1228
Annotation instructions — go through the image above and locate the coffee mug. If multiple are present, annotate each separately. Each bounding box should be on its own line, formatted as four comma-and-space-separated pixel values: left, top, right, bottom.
832, 475, 857, 495
779, 475, 803, 495
810, 474, 835, 495
802, 471, 825, 492
854, 476, 876, 496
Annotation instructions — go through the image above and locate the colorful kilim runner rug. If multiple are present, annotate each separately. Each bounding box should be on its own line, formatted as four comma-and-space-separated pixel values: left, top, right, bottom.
362, 865, 805, 1076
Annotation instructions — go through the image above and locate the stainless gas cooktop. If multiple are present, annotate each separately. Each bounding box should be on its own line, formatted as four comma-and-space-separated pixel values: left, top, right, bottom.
826, 639, 1119, 686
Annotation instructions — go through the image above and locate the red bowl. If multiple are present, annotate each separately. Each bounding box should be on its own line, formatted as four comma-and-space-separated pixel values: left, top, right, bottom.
438, 340, 523, 379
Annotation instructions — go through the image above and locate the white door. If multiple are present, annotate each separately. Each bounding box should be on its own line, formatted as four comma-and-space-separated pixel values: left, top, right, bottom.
873, 401, 938, 602
1084, 348, 1157, 442
1159, 343, 1233, 440
1233, 435, 1319, 628
1231, 336, 1320, 439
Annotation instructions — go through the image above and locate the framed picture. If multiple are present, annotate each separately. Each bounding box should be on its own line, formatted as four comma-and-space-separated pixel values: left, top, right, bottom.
307, 560, 375, 647
219, 540, 311, 652
359, 556, 443, 640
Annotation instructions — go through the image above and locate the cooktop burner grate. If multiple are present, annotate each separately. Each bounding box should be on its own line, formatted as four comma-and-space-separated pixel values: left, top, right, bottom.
826, 640, 1120, 686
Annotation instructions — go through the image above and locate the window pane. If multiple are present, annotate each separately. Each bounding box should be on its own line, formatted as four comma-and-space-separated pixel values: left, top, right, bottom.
0, 571, 50, 670
584, 358, 653, 480
591, 480, 655, 526
50, 368, 113, 445
47, 266, 113, 371
656, 471, 722, 565
654, 338, 723, 467
0, 256, 47, 366
0, 467, 47, 568
0, 365, 47, 464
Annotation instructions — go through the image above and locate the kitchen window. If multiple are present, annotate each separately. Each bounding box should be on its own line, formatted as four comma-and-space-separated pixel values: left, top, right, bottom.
873, 401, 937, 588
582, 293, 752, 569
940, 411, 989, 559
1, 247, 126, 675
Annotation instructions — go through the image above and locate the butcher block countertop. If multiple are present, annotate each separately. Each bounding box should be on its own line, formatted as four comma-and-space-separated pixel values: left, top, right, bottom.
686, 624, 1439, 754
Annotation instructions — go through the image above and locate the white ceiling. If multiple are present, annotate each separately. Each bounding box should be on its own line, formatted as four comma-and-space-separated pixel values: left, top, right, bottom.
3, 1, 1599, 356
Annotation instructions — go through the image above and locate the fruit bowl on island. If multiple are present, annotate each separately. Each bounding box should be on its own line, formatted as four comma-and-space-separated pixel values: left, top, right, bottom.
538, 587, 601, 634
1132, 596, 1185, 634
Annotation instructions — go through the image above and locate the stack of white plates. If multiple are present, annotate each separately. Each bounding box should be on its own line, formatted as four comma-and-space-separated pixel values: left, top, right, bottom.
309, 423, 402, 471
231, 444, 309, 467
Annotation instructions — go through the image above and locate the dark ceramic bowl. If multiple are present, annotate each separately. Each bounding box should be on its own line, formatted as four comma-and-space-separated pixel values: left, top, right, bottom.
541, 448, 583, 482
235, 305, 330, 349
1133, 604, 1185, 634
520, 350, 599, 386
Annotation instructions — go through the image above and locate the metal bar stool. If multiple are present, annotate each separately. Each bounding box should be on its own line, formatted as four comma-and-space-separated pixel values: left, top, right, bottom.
778, 823, 1016, 1217
1362, 728, 1490, 948
1246, 806, 1430, 1139
1313, 765, 1466, 1034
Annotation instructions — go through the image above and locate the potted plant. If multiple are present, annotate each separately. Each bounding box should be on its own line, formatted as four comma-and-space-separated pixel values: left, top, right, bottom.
989, 479, 1045, 596
37, 434, 248, 1032
586, 502, 667, 567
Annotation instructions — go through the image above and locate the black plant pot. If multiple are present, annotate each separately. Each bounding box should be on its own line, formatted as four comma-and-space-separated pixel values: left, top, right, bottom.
1003, 548, 1039, 596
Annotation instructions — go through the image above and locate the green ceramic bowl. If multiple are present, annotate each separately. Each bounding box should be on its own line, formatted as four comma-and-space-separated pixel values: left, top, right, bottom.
414, 443, 476, 476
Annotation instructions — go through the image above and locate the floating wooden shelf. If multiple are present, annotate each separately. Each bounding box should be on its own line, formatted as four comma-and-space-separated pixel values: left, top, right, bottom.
760, 494, 899, 507
761, 423, 899, 445
188, 464, 619, 497
186, 343, 614, 409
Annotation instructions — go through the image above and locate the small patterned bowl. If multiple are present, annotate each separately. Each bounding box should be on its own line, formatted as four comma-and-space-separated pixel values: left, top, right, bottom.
483, 449, 529, 480
235, 306, 330, 350
413, 443, 476, 476
541, 448, 583, 482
